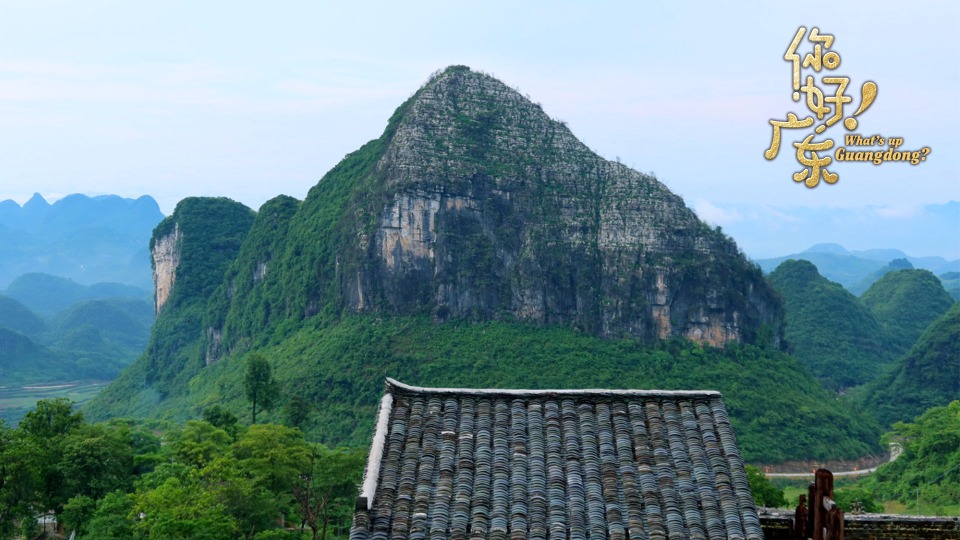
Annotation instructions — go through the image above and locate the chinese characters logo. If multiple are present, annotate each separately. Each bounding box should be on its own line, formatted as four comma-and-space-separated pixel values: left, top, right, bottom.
765, 27, 931, 187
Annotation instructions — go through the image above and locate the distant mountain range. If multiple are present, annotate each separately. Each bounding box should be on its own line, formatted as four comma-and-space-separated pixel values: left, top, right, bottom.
0, 193, 164, 290
702, 201, 960, 263
756, 243, 960, 298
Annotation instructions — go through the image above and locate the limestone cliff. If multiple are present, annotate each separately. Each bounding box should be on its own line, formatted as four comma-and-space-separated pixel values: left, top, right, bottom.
142, 198, 255, 393
326, 66, 783, 345
197, 66, 783, 367
151, 223, 181, 314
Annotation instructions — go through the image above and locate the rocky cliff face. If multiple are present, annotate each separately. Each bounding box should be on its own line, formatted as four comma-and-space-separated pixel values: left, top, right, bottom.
152, 223, 181, 314
141, 198, 255, 392
331, 66, 782, 345
193, 67, 783, 367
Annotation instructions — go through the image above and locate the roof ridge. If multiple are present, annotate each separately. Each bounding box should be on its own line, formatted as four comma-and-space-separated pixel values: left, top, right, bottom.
385, 377, 722, 398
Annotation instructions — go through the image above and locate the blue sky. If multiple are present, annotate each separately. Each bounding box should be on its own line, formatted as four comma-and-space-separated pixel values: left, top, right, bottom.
1, 2, 957, 258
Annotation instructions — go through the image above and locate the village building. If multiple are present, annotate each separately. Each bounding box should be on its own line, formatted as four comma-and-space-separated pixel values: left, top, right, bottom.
350, 378, 763, 540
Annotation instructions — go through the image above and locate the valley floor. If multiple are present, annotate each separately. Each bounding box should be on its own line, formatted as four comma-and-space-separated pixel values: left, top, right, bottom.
0, 379, 109, 424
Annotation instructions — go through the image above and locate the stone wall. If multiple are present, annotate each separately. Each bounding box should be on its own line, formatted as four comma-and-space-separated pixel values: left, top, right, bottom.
760, 510, 960, 540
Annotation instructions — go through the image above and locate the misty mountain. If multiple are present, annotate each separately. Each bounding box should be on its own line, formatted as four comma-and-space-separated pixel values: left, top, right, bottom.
3, 273, 150, 315
756, 242, 960, 291
0, 193, 164, 290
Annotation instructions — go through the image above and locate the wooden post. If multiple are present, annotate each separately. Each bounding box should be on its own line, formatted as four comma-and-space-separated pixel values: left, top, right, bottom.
813, 469, 833, 540
809, 469, 844, 540
824, 500, 844, 540
793, 494, 808, 540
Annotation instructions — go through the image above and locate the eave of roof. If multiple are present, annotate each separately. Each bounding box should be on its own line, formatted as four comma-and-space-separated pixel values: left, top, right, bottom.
387, 377, 722, 399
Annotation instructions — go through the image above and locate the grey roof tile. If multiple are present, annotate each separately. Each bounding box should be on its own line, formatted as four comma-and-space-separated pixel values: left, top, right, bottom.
351, 379, 761, 540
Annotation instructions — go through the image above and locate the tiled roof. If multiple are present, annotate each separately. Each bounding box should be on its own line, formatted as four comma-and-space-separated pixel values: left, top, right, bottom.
350, 379, 761, 540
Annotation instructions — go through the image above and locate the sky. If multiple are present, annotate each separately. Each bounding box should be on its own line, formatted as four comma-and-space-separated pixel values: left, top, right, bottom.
1, 1, 958, 258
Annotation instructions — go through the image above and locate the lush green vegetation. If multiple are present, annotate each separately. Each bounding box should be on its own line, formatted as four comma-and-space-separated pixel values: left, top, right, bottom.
860, 269, 955, 356
89, 311, 881, 464
745, 465, 786, 507
204, 195, 300, 360
776, 478, 883, 513
862, 401, 960, 515
143, 197, 256, 396
768, 259, 895, 390
0, 399, 365, 540
773, 403, 960, 516
858, 303, 960, 428
0, 294, 153, 424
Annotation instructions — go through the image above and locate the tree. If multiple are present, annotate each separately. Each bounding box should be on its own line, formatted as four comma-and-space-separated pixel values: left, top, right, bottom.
746, 465, 787, 508
18, 398, 85, 516
0, 421, 35, 539
58, 423, 135, 500
292, 445, 366, 540
203, 405, 240, 439
283, 395, 312, 429
19, 397, 83, 440
134, 474, 236, 540
173, 420, 232, 468
833, 487, 882, 513
61, 495, 97, 538
233, 424, 311, 495
84, 491, 135, 540
244, 353, 279, 424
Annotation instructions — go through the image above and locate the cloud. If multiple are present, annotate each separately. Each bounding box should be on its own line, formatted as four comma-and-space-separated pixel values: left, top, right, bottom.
693, 199, 743, 226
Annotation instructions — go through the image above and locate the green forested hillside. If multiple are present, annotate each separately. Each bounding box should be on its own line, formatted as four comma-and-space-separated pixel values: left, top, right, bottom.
3, 273, 149, 314
143, 197, 256, 396
849, 258, 913, 296
0, 296, 46, 336
0, 297, 153, 387
861, 269, 955, 355
48, 298, 154, 379
768, 259, 895, 390
0, 292, 154, 425
0, 328, 67, 383
859, 303, 960, 427
864, 401, 960, 512
87, 312, 881, 463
